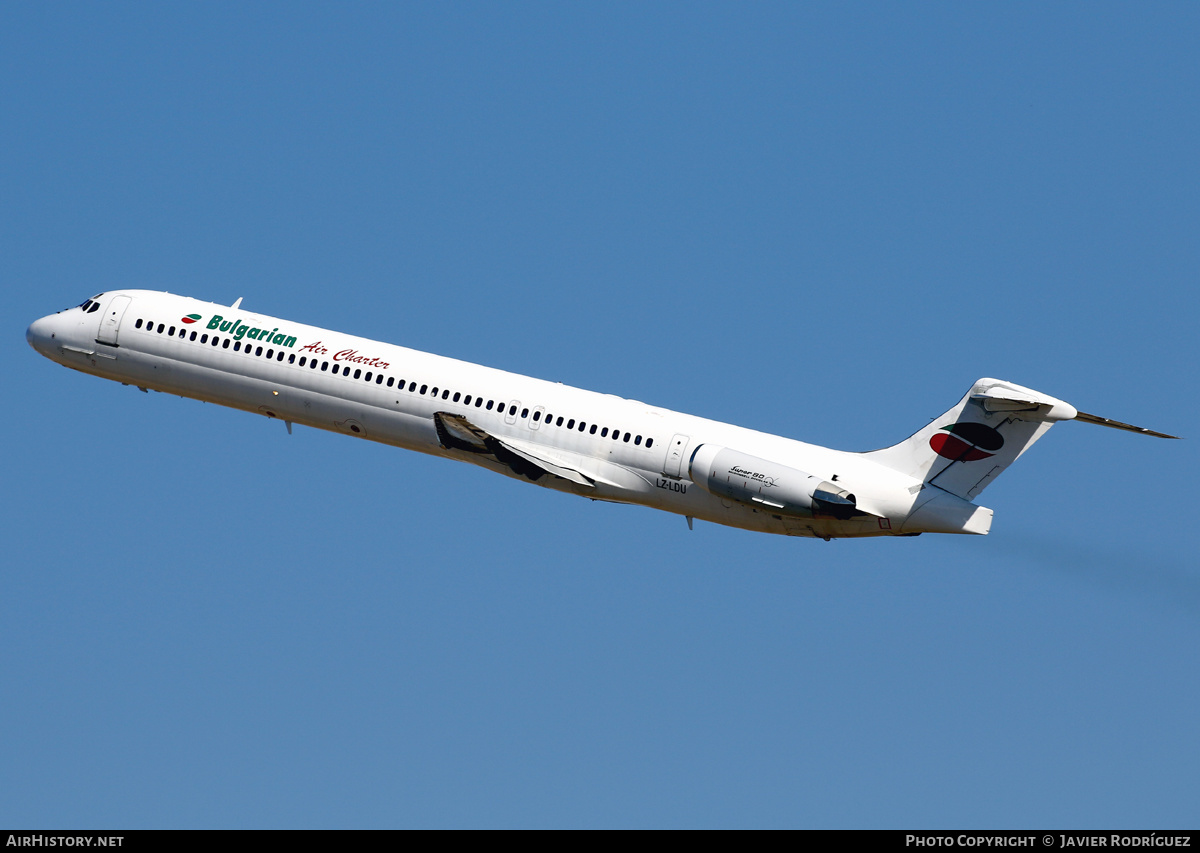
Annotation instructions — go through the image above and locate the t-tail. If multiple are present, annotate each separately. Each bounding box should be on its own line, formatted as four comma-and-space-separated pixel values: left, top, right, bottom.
862, 377, 1179, 502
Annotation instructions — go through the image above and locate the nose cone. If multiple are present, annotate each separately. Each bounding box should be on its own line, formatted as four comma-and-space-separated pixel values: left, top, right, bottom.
26, 314, 58, 358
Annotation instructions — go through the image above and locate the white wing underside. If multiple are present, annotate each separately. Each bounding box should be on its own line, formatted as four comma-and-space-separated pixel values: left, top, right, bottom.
434, 411, 631, 488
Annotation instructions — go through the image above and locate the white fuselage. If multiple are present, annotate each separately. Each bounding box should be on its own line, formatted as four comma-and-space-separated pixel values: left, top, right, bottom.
27, 290, 949, 539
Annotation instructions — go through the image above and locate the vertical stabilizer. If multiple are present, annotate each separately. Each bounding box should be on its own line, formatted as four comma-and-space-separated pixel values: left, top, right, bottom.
861, 378, 1078, 500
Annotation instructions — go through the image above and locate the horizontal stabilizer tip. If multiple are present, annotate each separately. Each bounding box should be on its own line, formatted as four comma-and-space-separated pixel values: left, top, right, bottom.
1073, 411, 1180, 439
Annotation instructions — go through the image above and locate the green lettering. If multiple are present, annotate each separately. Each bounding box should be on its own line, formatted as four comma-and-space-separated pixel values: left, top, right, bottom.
207, 315, 222, 330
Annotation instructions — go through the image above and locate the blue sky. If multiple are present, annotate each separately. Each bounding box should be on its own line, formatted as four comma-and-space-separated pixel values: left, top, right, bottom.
3, 3, 1198, 828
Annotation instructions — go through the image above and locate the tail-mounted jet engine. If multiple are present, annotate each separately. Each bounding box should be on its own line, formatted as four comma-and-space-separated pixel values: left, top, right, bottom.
688, 445, 866, 520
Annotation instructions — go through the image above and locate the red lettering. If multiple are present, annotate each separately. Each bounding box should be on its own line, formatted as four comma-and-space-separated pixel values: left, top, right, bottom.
333, 348, 388, 370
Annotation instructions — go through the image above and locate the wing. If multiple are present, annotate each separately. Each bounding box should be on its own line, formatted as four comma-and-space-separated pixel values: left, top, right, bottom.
433, 411, 597, 487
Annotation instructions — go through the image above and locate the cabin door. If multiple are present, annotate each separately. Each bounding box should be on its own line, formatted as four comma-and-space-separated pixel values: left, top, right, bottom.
96, 295, 131, 346
663, 433, 691, 479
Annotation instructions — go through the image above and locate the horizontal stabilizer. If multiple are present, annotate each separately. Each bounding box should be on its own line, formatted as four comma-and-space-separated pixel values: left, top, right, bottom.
1073, 411, 1179, 439
862, 378, 1179, 502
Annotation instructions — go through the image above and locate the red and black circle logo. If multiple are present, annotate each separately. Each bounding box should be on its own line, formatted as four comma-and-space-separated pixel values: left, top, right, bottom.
929, 422, 1004, 461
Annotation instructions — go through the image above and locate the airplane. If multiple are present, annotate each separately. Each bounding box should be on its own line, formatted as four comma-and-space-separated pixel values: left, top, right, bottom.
26, 290, 1178, 540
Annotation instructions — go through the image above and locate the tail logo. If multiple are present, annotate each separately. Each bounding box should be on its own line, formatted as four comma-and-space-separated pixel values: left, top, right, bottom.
930, 422, 1004, 461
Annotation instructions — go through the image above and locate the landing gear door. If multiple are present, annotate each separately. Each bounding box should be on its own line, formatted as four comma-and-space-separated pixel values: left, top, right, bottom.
97, 295, 132, 346
663, 433, 691, 479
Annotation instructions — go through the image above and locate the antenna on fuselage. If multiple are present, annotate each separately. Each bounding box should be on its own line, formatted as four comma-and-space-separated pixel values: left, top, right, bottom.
231, 297, 243, 310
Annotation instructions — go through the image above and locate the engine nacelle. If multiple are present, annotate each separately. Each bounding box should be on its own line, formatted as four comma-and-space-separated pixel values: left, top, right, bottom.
688, 444, 863, 520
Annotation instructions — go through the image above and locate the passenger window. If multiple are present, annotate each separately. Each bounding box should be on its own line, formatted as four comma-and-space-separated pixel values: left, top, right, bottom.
222, 339, 230, 349
288, 354, 295, 364
579, 422, 586, 432
376, 374, 383, 384
321, 361, 329, 371
509, 404, 517, 416
453, 392, 461, 403
522, 408, 529, 419
589, 424, 597, 435
201, 334, 208, 343
556, 416, 564, 427
234, 341, 242, 351
646, 438, 654, 448
464, 395, 471, 405
266, 349, 274, 359
622, 432, 630, 442
442, 389, 450, 400
533, 411, 541, 421
635, 435, 642, 445
168, 326, 176, 336
179, 328, 186, 338
278, 351, 285, 361
567, 419, 574, 429
475, 398, 483, 407
157, 323, 165, 333
354, 369, 362, 379
409, 382, 417, 392
386, 377, 394, 387
420, 385, 428, 395
190, 331, 197, 341
601, 427, 608, 437
135, 319, 143, 329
